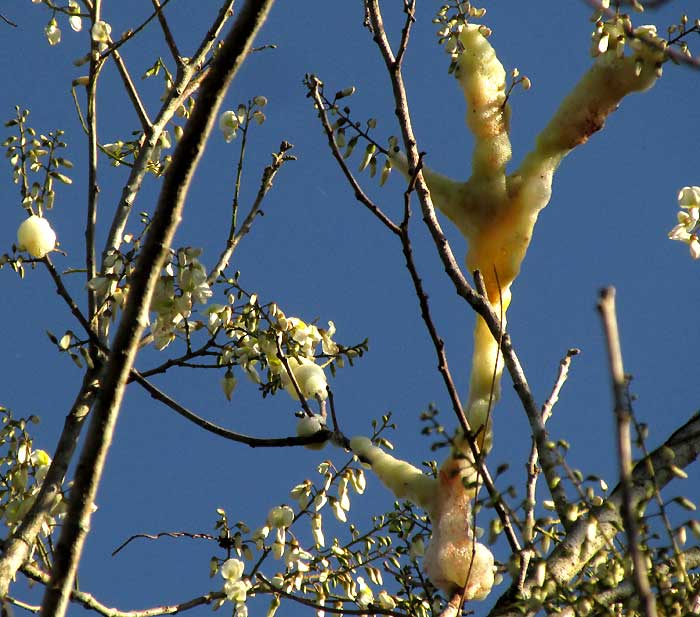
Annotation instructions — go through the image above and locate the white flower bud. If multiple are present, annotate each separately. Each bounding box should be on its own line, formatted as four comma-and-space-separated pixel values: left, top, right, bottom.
377, 591, 396, 610
296, 415, 327, 450
221, 558, 245, 581
267, 505, 294, 529
91, 20, 112, 43
17, 215, 56, 258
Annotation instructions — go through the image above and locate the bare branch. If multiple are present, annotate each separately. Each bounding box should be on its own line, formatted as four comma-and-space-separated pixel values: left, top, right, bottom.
111, 531, 216, 557
0, 12, 17, 27
151, 0, 181, 64
598, 287, 657, 617
208, 141, 296, 284
130, 368, 332, 448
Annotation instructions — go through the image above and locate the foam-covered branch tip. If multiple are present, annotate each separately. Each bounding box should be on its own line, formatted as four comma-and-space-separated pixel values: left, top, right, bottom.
349, 436, 436, 510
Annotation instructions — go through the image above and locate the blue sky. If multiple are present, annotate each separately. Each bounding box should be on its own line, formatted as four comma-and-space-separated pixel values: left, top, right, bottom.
1, 2, 699, 615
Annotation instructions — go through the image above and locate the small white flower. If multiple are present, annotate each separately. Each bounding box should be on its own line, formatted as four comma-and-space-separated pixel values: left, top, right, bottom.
267, 505, 295, 529
68, 0, 82, 31
281, 357, 328, 401
220, 370, 237, 401
17, 215, 56, 258
91, 20, 112, 43
311, 513, 324, 547
45, 19, 61, 46
355, 577, 374, 609
296, 415, 327, 450
690, 236, 700, 260
377, 591, 396, 610
219, 111, 240, 142
678, 186, 700, 209
221, 558, 245, 581
224, 579, 248, 603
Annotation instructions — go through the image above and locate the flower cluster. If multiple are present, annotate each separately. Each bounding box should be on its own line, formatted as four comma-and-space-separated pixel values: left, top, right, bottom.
590, 16, 666, 72
33, 1, 110, 48
218, 97, 268, 142
668, 186, 700, 259
0, 408, 66, 542
150, 247, 213, 350
220, 558, 251, 617
213, 296, 341, 404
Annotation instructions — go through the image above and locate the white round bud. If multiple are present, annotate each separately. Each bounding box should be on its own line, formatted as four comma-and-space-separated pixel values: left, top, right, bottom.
296, 415, 327, 450
17, 215, 56, 258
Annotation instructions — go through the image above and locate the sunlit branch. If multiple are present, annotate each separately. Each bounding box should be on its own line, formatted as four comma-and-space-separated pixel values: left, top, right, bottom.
598, 287, 657, 617
24, 563, 221, 617
557, 548, 700, 617
489, 411, 700, 617
40, 2, 276, 615
85, 0, 103, 335
519, 349, 578, 593
0, 369, 98, 598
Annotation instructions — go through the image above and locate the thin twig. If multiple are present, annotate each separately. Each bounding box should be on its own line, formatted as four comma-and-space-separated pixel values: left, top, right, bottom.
110, 49, 152, 132
597, 287, 657, 617
208, 142, 295, 283
0, 12, 17, 27
522, 348, 579, 570
96, 0, 175, 59
307, 78, 401, 236
395, 0, 416, 68
112, 531, 216, 557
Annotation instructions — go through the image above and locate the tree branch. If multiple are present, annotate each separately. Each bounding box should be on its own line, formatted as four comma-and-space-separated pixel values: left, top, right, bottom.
100, 0, 236, 272
598, 287, 657, 617
208, 141, 296, 284
40, 2, 276, 615
0, 370, 98, 598
25, 563, 220, 616
489, 411, 700, 616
